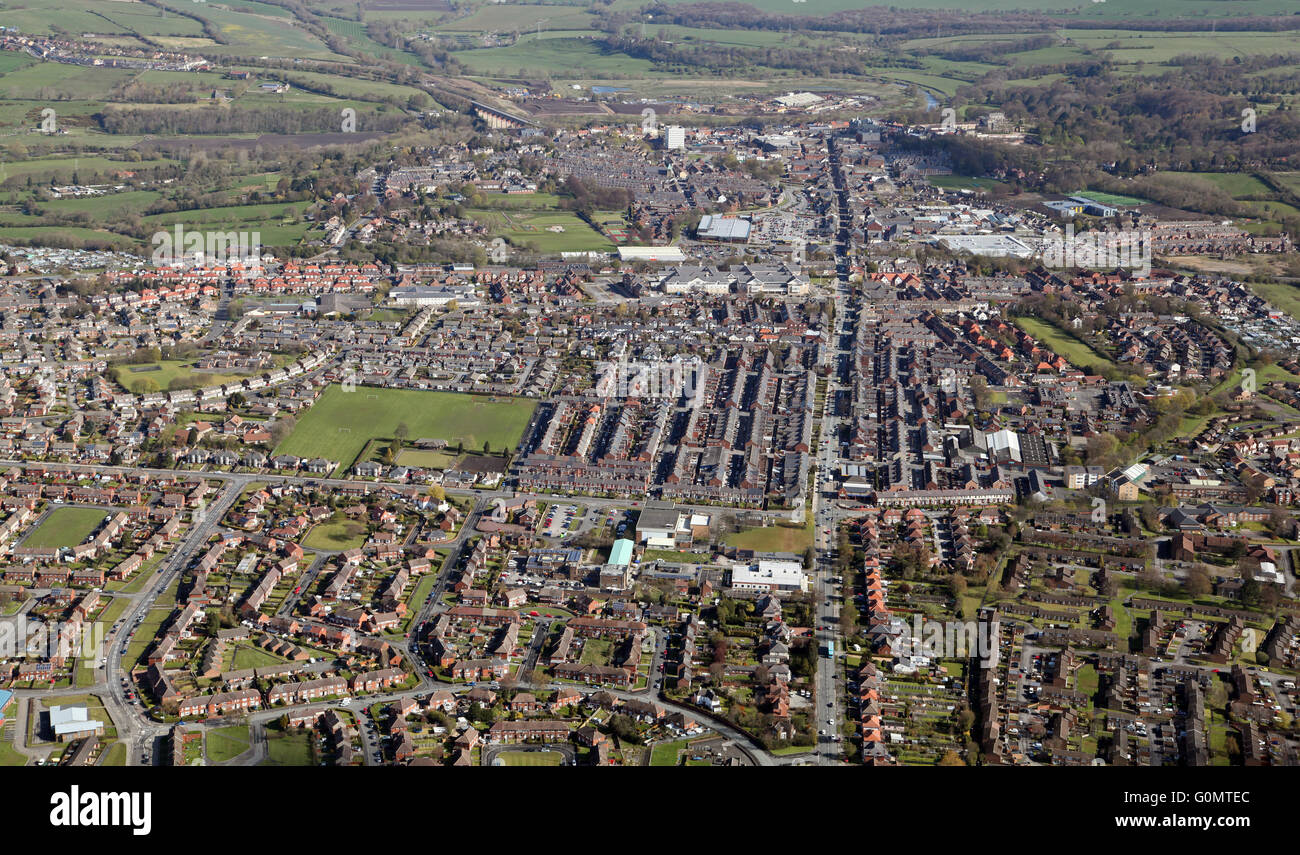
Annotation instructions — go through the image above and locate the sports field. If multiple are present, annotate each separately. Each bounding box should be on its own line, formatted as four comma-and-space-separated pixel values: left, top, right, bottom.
23, 507, 106, 550
274, 385, 536, 471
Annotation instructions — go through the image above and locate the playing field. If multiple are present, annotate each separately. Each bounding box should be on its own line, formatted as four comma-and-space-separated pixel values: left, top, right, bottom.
495, 750, 565, 767
23, 507, 106, 550
274, 385, 536, 471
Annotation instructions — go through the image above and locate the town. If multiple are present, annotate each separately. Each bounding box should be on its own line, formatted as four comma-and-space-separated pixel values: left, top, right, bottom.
0, 0, 1297, 775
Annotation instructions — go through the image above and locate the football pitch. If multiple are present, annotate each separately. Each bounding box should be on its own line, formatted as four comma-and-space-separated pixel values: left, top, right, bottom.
274, 385, 537, 471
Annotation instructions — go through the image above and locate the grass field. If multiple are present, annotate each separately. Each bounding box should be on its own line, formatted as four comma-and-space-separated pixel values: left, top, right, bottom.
1245, 279, 1300, 326
1073, 190, 1148, 207
1011, 316, 1119, 374
656, 0, 1300, 13
302, 519, 368, 551
275, 384, 536, 472
99, 742, 127, 766
649, 739, 690, 767
0, 722, 24, 767
394, 448, 459, 469
23, 507, 106, 550
455, 36, 660, 78
230, 645, 287, 671
643, 549, 709, 564
468, 208, 616, 254
724, 519, 813, 555
928, 175, 1006, 192
112, 359, 252, 394
495, 749, 565, 766
260, 727, 315, 766
579, 637, 614, 666
206, 725, 251, 763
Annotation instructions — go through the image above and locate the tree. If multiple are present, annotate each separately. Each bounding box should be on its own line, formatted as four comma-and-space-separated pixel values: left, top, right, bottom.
269, 416, 296, 447
938, 750, 965, 766
1185, 564, 1212, 598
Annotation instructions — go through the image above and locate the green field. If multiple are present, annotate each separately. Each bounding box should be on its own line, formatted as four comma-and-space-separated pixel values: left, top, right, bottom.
468, 208, 617, 254
495, 749, 565, 766
1073, 190, 1149, 207
275, 385, 536, 472
206, 725, 251, 763
1011, 316, 1119, 375
649, 739, 691, 767
230, 645, 288, 671
260, 727, 315, 766
302, 519, 368, 551
658, 0, 1300, 12
0, 724, 24, 766
1185, 173, 1274, 198
455, 36, 660, 77
99, 742, 127, 766
23, 507, 106, 550
394, 448, 459, 469
725, 519, 813, 555
112, 359, 253, 394
1246, 279, 1300, 324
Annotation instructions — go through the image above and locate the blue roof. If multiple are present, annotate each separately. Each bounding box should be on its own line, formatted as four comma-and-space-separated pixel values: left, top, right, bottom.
608, 538, 635, 567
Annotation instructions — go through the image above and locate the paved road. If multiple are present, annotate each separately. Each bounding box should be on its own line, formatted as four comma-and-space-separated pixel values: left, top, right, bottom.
0, 453, 802, 765
804, 136, 859, 765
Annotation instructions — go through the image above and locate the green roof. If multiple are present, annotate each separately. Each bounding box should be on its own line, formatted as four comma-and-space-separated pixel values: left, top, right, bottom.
608, 539, 635, 567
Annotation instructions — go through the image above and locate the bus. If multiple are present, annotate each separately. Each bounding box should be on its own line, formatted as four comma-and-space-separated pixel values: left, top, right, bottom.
824, 641, 834, 659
